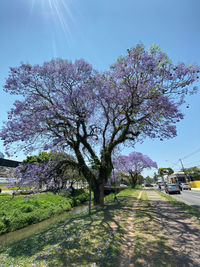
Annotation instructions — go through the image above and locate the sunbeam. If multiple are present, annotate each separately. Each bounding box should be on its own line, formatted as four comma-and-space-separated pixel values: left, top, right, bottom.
28, 0, 74, 43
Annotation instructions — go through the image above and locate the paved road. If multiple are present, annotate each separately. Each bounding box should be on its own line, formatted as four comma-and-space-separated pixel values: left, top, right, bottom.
163, 189, 200, 209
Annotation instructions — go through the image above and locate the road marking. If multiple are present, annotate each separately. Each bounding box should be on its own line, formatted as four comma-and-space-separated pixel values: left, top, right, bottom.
191, 195, 200, 199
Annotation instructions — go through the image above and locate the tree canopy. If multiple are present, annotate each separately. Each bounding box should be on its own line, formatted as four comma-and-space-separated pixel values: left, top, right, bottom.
114, 152, 157, 188
158, 167, 174, 176
184, 166, 200, 175
14, 151, 82, 191
1, 44, 199, 205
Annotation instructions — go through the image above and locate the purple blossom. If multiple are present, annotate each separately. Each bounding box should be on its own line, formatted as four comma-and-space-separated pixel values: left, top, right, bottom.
113, 151, 157, 187
0, 44, 199, 204
114, 152, 157, 175
13, 151, 77, 190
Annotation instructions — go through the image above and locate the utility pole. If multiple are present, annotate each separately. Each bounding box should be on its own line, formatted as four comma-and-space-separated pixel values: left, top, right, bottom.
179, 159, 189, 183
179, 159, 184, 172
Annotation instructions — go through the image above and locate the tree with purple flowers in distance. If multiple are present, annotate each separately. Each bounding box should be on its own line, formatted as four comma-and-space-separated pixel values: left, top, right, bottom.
14, 151, 83, 192
114, 152, 157, 188
0, 44, 199, 206
158, 167, 174, 176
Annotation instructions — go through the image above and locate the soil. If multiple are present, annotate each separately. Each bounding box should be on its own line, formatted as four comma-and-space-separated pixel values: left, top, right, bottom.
147, 189, 200, 267
118, 189, 200, 267
119, 191, 143, 267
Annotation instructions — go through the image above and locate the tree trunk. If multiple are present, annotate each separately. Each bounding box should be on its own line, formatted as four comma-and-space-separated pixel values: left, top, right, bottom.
95, 151, 112, 207
92, 179, 105, 206
99, 182, 105, 207
130, 172, 138, 188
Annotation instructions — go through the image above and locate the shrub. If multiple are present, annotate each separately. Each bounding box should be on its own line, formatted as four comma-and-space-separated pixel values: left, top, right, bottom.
20, 204, 34, 213
0, 221, 6, 235
0, 188, 91, 235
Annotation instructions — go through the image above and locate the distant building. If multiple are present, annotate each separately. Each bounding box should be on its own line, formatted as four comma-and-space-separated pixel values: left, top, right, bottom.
0, 158, 21, 184
167, 171, 200, 188
168, 172, 186, 184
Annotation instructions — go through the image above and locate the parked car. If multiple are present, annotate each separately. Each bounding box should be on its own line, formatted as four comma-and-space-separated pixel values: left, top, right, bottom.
145, 184, 153, 187
180, 183, 191, 190
120, 184, 128, 188
165, 183, 181, 194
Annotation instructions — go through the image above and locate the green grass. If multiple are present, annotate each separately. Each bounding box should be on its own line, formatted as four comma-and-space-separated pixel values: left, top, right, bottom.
0, 189, 90, 235
0, 188, 142, 267
1, 188, 197, 266
0, 193, 10, 197
155, 190, 200, 224
104, 193, 115, 202
134, 184, 143, 189
118, 187, 140, 197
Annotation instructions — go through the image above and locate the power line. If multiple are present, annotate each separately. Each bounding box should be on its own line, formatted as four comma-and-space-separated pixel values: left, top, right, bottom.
171, 161, 181, 168
181, 148, 200, 161
182, 159, 200, 166
165, 148, 200, 170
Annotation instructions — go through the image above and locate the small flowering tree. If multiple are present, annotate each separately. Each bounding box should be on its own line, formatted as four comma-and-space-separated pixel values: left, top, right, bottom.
14, 151, 81, 191
114, 152, 157, 188
0, 44, 199, 206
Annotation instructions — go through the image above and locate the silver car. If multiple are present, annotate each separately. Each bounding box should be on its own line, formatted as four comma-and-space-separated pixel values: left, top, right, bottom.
165, 184, 181, 194
180, 183, 191, 190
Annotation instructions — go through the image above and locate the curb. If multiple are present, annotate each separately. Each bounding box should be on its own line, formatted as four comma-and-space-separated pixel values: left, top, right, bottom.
191, 188, 200, 191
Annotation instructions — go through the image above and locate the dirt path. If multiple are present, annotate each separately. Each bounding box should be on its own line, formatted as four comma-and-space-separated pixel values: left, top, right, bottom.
119, 191, 143, 267
1, 190, 13, 195
146, 189, 200, 267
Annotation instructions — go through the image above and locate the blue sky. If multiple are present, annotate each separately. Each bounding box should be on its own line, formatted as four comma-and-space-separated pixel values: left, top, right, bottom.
0, 0, 200, 177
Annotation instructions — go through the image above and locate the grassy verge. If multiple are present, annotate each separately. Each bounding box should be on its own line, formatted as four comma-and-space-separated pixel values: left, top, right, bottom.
131, 191, 177, 266
155, 190, 200, 224
104, 193, 115, 202
0, 188, 141, 267
0, 189, 90, 235
0, 193, 10, 196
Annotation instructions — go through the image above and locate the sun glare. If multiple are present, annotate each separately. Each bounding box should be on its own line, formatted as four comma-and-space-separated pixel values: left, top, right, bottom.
29, 0, 74, 41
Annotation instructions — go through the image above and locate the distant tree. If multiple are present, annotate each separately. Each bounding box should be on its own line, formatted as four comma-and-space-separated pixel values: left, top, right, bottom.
23, 152, 52, 164
145, 176, 153, 184
158, 167, 174, 176
136, 174, 145, 185
114, 152, 157, 188
108, 170, 128, 185
14, 151, 83, 191
0, 166, 5, 172
118, 171, 130, 185
152, 172, 159, 183
1, 44, 199, 206
185, 166, 200, 175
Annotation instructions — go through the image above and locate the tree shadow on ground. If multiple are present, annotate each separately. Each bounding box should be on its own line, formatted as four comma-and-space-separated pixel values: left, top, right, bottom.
0, 196, 137, 266
131, 196, 200, 267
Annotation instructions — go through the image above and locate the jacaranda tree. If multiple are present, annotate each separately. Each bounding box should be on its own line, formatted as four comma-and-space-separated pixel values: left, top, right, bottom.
114, 152, 157, 188
14, 151, 81, 191
0, 44, 199, 206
